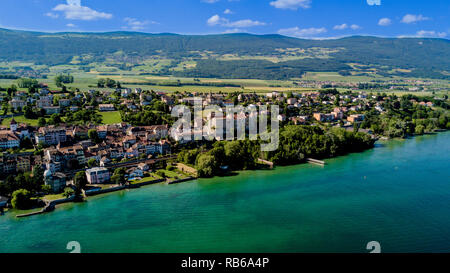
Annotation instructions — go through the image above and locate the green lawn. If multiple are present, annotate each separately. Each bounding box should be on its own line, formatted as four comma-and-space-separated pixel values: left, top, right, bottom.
1, 115, 40, 126
162, 170, 189, 179
43, 193, 65, 201
130, 176, 159, 185
99, 111, 122, 125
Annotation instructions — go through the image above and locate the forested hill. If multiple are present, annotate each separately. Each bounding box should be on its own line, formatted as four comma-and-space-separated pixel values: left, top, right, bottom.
0, 28, 449, 80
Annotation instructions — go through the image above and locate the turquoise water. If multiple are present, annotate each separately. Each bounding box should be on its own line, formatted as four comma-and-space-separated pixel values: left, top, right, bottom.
1, 132, 449, 253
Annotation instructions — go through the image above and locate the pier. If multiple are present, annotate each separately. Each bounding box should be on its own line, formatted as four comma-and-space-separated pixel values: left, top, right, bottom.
257, 158, 274, 169
306, 158, 326, 166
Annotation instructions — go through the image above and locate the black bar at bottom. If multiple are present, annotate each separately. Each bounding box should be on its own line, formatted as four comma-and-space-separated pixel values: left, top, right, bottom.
0, 253, 448, 272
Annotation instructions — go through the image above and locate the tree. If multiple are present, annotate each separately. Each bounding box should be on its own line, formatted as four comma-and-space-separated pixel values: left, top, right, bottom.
32, 165, 45, 187
196, 154, 217, 178
87, 158, 98, 168
62, 187, 75, 198
67, 158, 80, 170
11, 189, 33, 210
88, 129, 100, 143
38, 117, 47, 127
48, 114, 62, 125
17, 78, 38, 89
97, 78, 117, 88
20, 137, 34, 149
111, 174, 126, 185
41, 185, 52, 195
73, 171, 87, 196
156, 170, 166, 179
23, 105, 34, 119
415, 124, 425, 135
111, 167, 127, 185
55, 74, 74, 87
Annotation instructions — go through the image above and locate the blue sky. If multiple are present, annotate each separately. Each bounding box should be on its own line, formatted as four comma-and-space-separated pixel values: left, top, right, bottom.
0, 0, 448, 39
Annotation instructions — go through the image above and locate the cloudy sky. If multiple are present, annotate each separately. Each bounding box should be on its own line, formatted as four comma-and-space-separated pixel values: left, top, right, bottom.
0, 0, 448, 39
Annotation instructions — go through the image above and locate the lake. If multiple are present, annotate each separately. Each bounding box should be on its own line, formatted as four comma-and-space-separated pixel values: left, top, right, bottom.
1, 131, 449, 253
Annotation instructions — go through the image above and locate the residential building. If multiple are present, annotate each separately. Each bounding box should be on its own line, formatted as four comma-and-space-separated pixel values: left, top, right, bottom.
59, 99, 71, 107
37, 96, 53, 108
16, 156, 31, 172
313, 113, 335, 122
43, 106, 61, 115
99, 104, 116, 112
0, 131, 20, 149
9, 99, 26, 110
86, 167, 110, 184
347, 114, 365, 123
44, 169, 67, 193
35, 127, 67, 145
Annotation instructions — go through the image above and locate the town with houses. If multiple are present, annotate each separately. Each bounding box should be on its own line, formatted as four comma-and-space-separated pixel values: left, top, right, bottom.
0, 82, 446, 213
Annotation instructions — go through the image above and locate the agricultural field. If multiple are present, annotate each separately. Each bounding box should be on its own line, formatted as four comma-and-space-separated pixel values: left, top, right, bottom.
1, 59, 449, 96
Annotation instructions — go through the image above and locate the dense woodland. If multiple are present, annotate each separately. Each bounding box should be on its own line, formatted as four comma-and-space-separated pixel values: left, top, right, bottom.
177, 126, 376, 178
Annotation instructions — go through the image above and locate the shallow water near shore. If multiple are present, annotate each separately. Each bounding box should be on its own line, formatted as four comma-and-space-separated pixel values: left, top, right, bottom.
1, 132, 449, 253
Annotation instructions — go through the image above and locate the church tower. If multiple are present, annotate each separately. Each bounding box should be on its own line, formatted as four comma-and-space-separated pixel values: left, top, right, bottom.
10, 118, 17, 132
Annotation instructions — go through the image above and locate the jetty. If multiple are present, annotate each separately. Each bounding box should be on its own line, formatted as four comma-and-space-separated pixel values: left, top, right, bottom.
16, 201, 55, 218
257, 158, 274, 169
167, 177, 196, 185
306, 158, 326, 166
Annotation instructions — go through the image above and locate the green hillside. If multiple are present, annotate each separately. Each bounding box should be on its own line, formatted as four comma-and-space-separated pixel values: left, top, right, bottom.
0, 28, 449, 80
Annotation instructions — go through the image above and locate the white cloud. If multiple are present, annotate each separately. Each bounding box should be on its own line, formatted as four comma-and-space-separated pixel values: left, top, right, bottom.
333, 24, 361, 30
278, 26, 327, 38
367, 0, 381, 6
401, 14, 430, 24
66, 23, 76, 27
223, 28, 244, 34
270, 0, 311, 10
226, 19, 266, 28
416, 30, 447, 38
224, 9, 233, 14
123, 17, 158, 31
207, 15, 266, 28
378, 18, 391, 26
207, 15, 225, 26
202, 0, 219, 3
333, 24, 348, 30
52, 0, 112, 21
45, 12, 59, 19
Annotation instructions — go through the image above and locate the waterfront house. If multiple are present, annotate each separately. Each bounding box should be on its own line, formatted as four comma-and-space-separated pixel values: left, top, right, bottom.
128, 168, 144, 179
86, 167, 111, 184
44, 169, 67, 193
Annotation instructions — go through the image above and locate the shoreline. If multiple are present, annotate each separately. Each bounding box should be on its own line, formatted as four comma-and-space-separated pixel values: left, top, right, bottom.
5, 130, 448, 218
